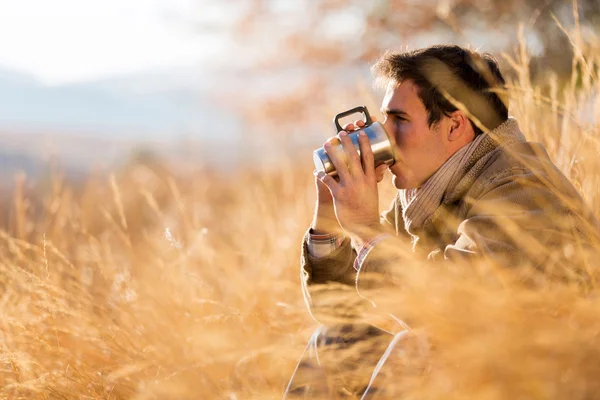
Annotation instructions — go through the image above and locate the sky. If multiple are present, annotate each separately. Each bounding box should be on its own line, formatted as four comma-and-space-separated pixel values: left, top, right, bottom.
0, 0, 229, 86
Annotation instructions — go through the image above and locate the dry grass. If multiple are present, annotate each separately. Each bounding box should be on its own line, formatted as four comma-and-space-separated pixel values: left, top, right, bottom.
1, 30, 600, 399
0, 160, 320, 399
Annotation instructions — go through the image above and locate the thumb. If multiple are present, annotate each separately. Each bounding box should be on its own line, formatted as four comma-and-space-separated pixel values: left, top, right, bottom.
375, 164, 387, 183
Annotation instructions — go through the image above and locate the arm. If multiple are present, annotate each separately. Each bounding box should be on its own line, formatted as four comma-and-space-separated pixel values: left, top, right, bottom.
301, 196, 399, 322
301, 116, 396, 321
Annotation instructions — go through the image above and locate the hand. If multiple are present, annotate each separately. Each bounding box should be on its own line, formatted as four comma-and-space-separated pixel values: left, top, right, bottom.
316, 118, 387, 203
311, 119, 387, 236
314, 119, 384, 244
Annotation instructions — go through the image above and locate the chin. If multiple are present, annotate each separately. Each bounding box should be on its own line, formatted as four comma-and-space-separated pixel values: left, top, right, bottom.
391, 170, 418, 190
391, 174, 408, 190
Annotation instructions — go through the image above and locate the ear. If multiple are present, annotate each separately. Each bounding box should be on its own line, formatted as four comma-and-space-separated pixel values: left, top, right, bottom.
447, 111, 472, 142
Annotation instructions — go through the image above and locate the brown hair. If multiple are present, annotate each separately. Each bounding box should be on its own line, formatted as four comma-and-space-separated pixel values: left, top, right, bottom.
372, 45, 509, 134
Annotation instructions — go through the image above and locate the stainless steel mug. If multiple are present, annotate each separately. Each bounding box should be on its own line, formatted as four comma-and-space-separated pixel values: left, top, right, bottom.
313, 106, 396, 177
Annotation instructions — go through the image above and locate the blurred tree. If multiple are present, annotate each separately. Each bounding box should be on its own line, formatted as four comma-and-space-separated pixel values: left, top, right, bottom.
208, 0, 599, 79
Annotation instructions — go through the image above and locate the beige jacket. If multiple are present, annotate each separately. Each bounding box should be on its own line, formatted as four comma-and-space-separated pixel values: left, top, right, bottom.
300, 118, 600, 321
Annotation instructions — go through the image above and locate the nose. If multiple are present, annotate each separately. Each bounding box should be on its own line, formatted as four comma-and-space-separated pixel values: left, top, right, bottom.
383, 120, 396, 146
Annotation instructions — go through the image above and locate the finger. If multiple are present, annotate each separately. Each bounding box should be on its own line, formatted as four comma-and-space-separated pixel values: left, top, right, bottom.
338, 130, 361, 176
314, 170, 340, 194
358, 131, 375, 180
324, 136, 344, 178
326, 136, 341, 147
375, 164, 387, 183
355, 119, 365, 128
324, 140, 352, 183
375, 164, 388, 174
342, 123, 356, 132
371, 114, 377, 122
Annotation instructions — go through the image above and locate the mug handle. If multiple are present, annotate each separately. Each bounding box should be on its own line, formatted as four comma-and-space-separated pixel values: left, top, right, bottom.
333, 106, 373, 133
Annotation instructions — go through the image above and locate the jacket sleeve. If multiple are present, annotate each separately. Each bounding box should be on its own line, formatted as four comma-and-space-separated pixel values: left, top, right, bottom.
300, 196, 399, 322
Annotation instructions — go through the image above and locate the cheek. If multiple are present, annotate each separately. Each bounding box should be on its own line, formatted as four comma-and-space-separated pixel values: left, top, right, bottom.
392, 122, 416, 149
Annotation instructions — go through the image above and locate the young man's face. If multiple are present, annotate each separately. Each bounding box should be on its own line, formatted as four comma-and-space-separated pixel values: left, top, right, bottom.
381, 80, 454, 189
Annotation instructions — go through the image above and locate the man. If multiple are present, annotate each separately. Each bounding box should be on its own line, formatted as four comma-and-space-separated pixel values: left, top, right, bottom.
284, 45, 600, 398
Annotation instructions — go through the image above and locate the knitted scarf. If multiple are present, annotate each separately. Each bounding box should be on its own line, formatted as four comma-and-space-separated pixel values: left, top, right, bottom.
399, 117, 526, 239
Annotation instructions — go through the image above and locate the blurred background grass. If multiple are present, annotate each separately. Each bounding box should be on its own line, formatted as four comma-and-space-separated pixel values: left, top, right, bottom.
1, 0, 600, 398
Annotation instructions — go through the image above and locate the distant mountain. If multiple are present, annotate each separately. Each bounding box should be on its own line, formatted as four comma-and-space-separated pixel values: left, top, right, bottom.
0, 66, 241, 142
0, 65, 253, 181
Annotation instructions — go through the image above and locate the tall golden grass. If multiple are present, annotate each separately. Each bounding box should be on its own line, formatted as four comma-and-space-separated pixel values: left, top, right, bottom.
2, 30, 600, 399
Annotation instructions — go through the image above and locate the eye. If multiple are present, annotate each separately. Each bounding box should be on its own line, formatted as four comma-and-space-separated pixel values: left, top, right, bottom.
391, 115, 406, 125
382, 113, 406, 126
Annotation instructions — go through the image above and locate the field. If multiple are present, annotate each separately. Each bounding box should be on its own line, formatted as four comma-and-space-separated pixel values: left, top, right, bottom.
2, 40, 600, 399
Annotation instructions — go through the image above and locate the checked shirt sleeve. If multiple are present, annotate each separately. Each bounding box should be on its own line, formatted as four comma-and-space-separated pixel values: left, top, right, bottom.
306, 229, 347, 259
353, 233, 394, 271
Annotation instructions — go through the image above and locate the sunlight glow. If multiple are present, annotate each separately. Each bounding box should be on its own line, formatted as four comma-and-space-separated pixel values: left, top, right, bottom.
0, 0, 221, 85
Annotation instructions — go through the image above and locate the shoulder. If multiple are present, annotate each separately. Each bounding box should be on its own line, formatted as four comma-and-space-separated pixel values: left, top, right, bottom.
479, 142, 549, 178
470, 141, 573, 197
473, 142, 562, 187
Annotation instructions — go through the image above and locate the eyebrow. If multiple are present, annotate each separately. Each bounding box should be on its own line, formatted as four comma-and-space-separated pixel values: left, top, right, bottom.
380, 108, 409, 117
